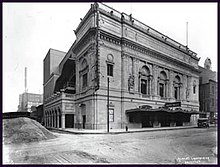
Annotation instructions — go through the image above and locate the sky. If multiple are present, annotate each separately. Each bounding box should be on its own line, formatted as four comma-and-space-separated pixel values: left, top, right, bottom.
3, 2, 217, 113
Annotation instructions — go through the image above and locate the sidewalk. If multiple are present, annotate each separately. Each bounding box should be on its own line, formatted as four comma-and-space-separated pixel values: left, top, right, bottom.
48, 125, 215, 135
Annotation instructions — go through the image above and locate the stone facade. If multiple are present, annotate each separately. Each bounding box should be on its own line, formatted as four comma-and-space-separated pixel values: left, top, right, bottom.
43, 3, 200, 130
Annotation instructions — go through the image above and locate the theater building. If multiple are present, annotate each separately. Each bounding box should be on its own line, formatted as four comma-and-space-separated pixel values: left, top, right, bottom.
43, 3, 200, 130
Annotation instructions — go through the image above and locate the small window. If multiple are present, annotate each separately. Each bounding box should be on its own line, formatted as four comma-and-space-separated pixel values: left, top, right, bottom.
193, 85, 196, 94
107, 64, 113, 76
212, 86, 214, 94
82, 73, 87, 88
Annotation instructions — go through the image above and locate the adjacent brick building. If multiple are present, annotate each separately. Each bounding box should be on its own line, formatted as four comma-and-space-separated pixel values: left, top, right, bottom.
43, 3, 200, 130
199, 58, 217, 122
18, 93, 43, 112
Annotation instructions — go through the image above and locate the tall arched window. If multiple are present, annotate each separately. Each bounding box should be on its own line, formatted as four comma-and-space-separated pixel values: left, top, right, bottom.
106, 54, 114, 77
139, 66, 152, 95
80, 59, 89, 89
173, 75, 182, 100
158, 71, 168, 98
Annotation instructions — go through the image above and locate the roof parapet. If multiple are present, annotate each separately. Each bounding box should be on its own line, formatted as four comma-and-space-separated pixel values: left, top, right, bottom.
98, 3, 199, 60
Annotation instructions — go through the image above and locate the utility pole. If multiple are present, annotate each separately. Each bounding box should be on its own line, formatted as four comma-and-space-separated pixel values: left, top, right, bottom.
186, 22, 188, 47
107, 77, 110, 133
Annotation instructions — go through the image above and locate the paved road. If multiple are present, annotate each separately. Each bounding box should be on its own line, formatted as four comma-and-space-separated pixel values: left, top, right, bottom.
3, 127, 217, 164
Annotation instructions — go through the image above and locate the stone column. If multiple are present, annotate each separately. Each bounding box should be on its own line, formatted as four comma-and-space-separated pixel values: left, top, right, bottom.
45, 114, 48, 127
62, 114, 65, 128
44, 114, 47, 127
121, 54, 128, 91
133, 58, 139, 92
146, 79, 149, 95
57, 112, 60, 128
182, 75, 187, 100
149, 78, 152, 95
49, 113, 51, 127
187, 76, 192, 101
169, 71, 174, 100
152, 65, 158, 98
54, 112, 56, 128
51, 113, 54, 128
45, 114, 47, 127
75, 59, 80, 94
48, 115, 50, 127
166, 80, 169, 98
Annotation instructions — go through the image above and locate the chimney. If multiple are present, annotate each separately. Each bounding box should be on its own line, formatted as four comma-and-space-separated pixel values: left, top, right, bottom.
25, 67, 27, 93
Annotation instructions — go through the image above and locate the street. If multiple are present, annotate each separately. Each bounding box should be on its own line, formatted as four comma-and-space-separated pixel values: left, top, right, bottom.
3, 127, 217, 164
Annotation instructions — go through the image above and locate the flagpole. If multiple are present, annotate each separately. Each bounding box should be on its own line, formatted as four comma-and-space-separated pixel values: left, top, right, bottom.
186, 22, 188, 47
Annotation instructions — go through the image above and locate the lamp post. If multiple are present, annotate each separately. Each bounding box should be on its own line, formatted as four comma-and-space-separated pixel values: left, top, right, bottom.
107, 77, 110, 133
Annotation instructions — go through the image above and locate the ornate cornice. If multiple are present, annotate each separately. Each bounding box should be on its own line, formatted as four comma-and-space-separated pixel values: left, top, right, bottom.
75, 4, 97, 34
99, 30, 121, 46
98, 3, 199, 61
72, 28, 96, 55
99, 30, 200, 73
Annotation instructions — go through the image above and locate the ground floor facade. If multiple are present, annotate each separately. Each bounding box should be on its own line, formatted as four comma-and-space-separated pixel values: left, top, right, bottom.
43, 88, 199, 130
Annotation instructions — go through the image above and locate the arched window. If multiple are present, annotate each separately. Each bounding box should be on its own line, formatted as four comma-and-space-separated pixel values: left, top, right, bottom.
80, 58, 88, 89
173, 75, 182, 100
139, 66, 152, 95
81, 59, 88, 70
158, 71, 168, 98
106, 54, 114, 77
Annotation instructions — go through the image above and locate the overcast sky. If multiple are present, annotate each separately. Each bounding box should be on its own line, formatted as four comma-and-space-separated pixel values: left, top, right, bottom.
3, 2, 217, 113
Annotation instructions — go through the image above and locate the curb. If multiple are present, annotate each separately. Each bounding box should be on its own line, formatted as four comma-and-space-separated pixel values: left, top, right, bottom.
47, 126, 208, 135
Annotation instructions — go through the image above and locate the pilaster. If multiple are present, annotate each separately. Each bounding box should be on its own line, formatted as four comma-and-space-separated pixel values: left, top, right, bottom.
182, 74, 187, 101
169, 70, 174, 100
75, 59, 80, 94
133, 58, 139, 92
61, 114, 65, 128
57, 113, 60, 128
152, 64, 159, 98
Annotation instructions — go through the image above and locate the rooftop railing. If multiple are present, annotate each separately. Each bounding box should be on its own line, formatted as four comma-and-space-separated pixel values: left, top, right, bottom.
98, 3, 198, 58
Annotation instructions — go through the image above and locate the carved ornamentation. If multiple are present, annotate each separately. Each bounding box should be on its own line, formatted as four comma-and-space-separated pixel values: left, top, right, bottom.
128, 75, 135, 91
186, 87, 190, 99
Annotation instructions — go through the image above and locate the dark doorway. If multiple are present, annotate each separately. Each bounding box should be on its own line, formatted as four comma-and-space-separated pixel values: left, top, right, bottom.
82, 115, 86, 129
65, 114, 74, 128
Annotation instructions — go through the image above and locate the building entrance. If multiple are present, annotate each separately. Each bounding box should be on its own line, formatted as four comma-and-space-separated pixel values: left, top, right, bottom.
65, 114, 74, 128
82, 115, 86, 129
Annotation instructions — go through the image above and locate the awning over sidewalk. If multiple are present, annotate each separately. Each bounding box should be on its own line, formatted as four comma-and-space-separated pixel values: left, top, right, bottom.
126, 107, 200, 115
